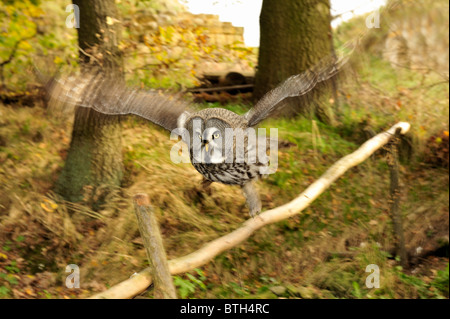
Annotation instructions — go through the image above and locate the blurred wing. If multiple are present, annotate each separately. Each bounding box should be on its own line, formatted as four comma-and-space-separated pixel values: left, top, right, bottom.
46, 73, 190, 131
245, 45, 352, 127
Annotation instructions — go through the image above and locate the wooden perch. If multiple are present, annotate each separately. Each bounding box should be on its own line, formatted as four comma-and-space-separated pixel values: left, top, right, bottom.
90, 122, 411, 299
387, 128, 408, 268
133, 194, 177, 299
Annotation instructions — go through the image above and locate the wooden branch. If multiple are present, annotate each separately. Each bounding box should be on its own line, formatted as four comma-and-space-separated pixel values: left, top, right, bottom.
187, 84, 254, 93
90, 122, 411, 299
387, 128, 408, 268
133, 194, 177, 299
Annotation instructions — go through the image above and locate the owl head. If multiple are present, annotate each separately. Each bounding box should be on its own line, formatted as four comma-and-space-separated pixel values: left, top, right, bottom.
179, 108, 247, 164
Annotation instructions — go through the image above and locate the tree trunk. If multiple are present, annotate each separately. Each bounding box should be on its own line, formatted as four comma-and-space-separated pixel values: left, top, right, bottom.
56, 0, 124, 206
254, 0, 335, 124
73, 0, 124, 75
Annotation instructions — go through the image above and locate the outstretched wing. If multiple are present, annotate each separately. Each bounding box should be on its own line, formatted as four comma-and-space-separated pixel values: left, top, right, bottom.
244, 45, 353, 127
46, 72, 190, 131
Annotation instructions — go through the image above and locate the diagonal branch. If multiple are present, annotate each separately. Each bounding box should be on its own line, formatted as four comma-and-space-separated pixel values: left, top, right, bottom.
90, 122, 411, 299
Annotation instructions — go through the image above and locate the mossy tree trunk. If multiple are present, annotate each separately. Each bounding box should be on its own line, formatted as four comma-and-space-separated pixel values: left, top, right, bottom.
254, 0, 336, 124
56, 0, 124, 206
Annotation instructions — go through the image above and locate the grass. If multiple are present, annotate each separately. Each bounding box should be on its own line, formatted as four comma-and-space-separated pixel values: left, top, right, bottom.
2, 95, 447, 299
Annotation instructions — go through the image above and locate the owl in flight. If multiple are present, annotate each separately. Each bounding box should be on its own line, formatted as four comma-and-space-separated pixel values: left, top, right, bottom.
47, 53, 348, 217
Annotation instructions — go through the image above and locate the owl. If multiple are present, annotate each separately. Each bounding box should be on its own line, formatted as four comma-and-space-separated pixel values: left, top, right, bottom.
46, 53, 348, 217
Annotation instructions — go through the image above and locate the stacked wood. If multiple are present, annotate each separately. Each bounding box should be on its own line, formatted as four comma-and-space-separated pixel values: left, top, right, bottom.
188, 70, 255, 103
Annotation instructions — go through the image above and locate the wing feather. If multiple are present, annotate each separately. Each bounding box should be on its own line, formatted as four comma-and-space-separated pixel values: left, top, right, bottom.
46, 73, 190, 131
245, 44, 353, 127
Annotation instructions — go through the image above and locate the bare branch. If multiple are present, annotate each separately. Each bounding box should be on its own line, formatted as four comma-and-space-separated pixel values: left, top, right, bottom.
133, 194, 177, 299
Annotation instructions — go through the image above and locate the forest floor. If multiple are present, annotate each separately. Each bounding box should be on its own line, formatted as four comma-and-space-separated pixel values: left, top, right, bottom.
0, 50, 448, 299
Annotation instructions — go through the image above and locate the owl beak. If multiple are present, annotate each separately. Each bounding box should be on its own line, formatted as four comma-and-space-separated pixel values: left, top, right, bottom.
202, 140, 210, 152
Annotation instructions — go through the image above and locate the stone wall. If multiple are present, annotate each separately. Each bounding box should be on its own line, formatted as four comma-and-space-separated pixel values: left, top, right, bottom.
128, 10, 244, 47
124, 8, 254, 79
178, 12, 244, 46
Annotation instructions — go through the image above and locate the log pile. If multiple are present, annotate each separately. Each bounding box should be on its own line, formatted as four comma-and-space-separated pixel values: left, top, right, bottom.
188, 70, 255, 103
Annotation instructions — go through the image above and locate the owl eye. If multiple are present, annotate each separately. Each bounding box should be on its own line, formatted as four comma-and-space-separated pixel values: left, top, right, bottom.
213, 132, 220, 139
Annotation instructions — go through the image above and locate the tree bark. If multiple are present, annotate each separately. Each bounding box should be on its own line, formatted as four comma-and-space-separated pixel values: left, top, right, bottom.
388, 128, 408, 268
133, 194, 177, 299
254, 0, 335, 123
56, 0, 124, 206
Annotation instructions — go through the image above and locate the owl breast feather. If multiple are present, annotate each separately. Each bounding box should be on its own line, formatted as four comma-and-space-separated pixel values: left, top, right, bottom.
192, 162, 265, 185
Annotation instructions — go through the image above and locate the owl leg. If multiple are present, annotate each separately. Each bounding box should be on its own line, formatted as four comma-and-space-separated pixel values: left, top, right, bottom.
201, 178, 213, 189
201, 178, 213, 196
241, 181, 262, 218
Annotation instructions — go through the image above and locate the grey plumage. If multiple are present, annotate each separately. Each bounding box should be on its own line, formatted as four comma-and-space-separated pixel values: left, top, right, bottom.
46, 73, 188, 131
46, 50, 350, 217
244, 50, 350, 127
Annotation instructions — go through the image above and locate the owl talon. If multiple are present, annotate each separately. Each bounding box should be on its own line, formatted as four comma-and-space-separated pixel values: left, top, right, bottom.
201, 178, 213, 196
241, 181, 262, 219
249, 208, 261, 218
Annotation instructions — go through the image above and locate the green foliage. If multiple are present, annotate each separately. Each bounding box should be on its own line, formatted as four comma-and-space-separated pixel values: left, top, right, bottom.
0, 285, 11, 298
123, 24, 254, 88
0, 0, 40, 84
0, 0, 255, 90
333, 0, 449, 163
432, 264, 449, 298
0, 0, 77, 90
351, 281, 363, 298
0, 0, 39, 54
2, 241, 12, 252
0, 260, 21, 298
227, 282, 250, 297
4, 260, 20, 274
173, 268, 207, 298
396, 264, 449, 299
118, 1, 256, 89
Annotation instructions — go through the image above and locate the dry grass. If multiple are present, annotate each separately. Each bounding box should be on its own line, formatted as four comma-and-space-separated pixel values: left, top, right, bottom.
0, 93, 448, 299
